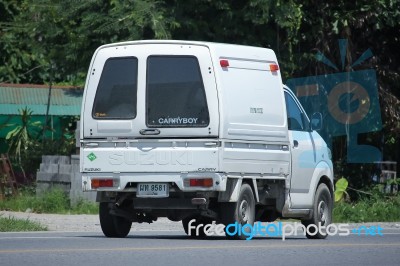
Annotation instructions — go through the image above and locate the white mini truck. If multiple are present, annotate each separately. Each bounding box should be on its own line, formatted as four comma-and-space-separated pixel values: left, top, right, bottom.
80, 40, 334, 239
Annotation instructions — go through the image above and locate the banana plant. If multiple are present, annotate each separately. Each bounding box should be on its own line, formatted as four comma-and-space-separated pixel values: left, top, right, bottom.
334, 177, 349, 202
5, 107, 42, 164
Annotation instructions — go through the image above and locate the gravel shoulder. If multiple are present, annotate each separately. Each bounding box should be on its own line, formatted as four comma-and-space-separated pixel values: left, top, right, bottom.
1, 211, 400, 232
0, 211, 183, 232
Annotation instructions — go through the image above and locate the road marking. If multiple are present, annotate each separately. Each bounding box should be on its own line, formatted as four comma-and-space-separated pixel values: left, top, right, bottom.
0, 243, 400, 254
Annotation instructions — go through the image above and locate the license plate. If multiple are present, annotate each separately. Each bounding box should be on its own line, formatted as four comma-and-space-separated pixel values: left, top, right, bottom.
137, 183, 169, 198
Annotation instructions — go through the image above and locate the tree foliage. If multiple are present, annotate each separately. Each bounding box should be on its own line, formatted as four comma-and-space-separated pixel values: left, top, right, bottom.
0, 0, 399, 186
0, 0, 171, 84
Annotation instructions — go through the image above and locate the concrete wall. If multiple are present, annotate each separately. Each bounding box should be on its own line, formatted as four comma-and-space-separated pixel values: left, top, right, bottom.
36, 155, 96, 206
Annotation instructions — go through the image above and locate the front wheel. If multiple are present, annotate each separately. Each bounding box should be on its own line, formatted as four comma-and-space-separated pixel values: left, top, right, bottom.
302, 183, 333, 239
99, 202, 132, 238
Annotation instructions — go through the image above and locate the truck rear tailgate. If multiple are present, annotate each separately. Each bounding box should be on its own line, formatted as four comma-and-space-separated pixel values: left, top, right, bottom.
81, 140, 219, 173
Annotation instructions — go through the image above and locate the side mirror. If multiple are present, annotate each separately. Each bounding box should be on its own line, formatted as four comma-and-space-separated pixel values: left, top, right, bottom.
311, 112, 323, 131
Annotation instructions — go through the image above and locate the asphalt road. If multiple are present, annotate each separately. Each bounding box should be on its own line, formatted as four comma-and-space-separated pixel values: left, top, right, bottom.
1, 226, 400, 266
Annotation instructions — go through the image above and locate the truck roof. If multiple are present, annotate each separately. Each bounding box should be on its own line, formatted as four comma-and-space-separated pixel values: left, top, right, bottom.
98, 39, 265, 49
96, 40, 277, 64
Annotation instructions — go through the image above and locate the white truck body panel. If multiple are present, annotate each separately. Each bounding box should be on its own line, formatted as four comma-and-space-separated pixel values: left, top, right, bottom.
80, 40, 333, 220
81, 40, 291, 179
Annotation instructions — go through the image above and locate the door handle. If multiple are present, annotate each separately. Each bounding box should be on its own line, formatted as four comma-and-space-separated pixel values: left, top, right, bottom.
293, 140, 299, 148
204, 142, 219, 147
84, 143, 99, 147
140, 129, 160, 135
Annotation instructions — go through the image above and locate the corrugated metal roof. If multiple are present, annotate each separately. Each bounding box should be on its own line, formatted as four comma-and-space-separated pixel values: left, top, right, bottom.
0, 84, 83, 115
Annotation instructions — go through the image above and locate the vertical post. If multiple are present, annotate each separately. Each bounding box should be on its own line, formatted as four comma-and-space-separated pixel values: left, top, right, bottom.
43, 64, 53, 143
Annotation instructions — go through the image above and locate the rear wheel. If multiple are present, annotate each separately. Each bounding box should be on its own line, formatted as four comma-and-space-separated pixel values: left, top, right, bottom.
302, 183, 332, 239
221, 183, 255, 240
99, 202, 132, 238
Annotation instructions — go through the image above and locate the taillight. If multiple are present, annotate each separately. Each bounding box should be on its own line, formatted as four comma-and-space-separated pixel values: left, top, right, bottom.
188, 178, 213, 188
91, 179, 114, 189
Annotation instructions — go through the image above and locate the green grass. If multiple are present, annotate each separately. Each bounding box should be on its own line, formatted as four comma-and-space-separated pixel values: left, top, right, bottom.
71, 198, 99, 214
0, 215, 47, 232
0, 186, 98, 215
333, 193, 400, 223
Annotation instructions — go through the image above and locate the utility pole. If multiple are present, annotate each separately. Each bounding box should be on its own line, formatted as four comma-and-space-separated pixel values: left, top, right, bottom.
43, 63, 54, 143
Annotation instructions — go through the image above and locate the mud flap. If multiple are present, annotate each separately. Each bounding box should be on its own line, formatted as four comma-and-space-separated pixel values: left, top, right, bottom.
218, 178, 242, 202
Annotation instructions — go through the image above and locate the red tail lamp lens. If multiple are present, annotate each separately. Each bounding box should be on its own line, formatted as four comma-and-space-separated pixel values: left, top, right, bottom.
189, 178, 213, 187
91, 179, 113, 189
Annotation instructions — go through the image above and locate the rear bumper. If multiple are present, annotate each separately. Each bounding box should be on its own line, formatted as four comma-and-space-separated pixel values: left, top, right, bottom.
82, 172, 227, 192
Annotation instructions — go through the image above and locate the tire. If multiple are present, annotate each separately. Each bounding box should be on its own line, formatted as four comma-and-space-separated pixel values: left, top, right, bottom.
302, 183, 333, 239
221, 183, 255, 240
99, 202, 132, 238
182, 216, 212, 238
